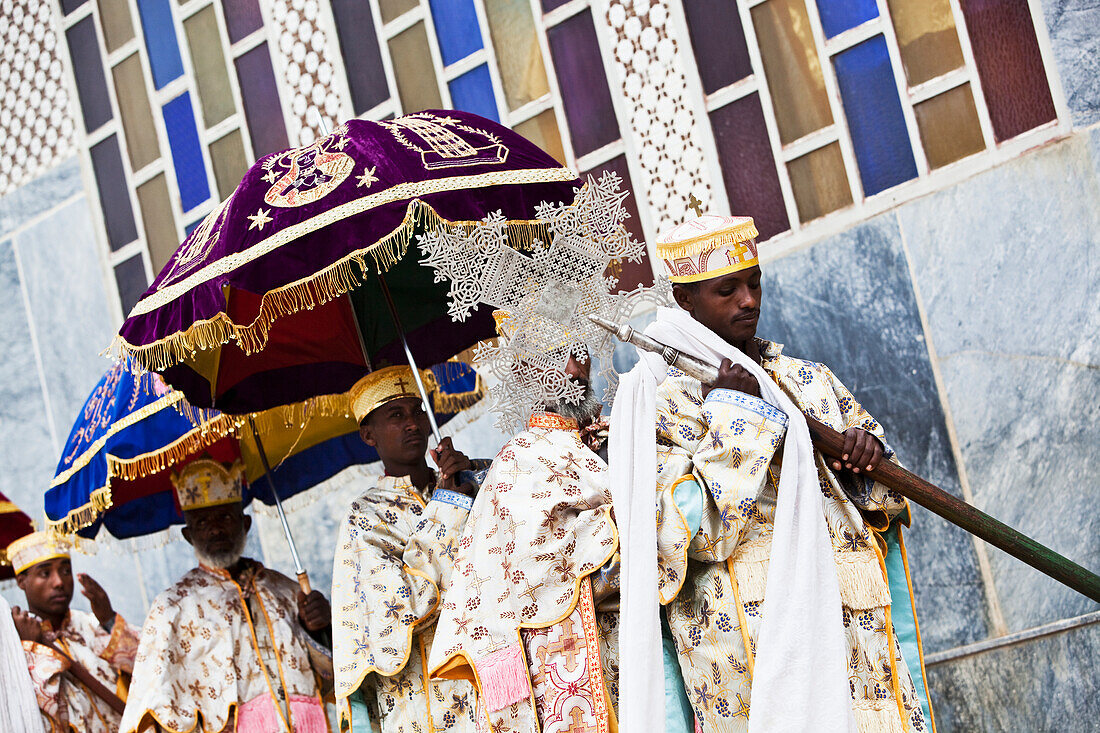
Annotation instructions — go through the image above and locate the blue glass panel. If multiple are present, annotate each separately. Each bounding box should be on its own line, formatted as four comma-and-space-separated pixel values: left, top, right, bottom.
136, 0, 184, 88
448, 64, 499, 122
428, 0, 483, 66
185, 219, 204, 236
833, 35, 917, 196
162, 93, 210, 212
814, 0, 878, 38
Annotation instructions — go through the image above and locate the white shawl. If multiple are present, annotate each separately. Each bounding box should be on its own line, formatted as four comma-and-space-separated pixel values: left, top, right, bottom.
0, 596, 47, 733
608, 307, 855, 732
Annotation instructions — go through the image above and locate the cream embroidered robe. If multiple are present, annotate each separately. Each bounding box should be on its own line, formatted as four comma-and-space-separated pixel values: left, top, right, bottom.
331, 475, 481, 733
429, 414, 621, 733
23, 609, 139, 732
119, 560, 333, 733
656, 341, 930, 733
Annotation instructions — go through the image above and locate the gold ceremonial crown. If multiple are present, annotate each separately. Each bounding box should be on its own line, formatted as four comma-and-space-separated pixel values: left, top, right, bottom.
655, 214, 759, 283
171, 458, 245, 512
6, 531, 72, 575
349, 366, 421, 423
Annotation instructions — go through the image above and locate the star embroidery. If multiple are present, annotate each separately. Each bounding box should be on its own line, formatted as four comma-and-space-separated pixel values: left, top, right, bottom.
261, 168, 278, 184
333, 136, 349, 150
248, 208, 273, 230
356, 166, 378, 188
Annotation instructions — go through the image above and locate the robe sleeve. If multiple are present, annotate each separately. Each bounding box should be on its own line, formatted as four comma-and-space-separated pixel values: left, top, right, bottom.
22, 641, 69, 726
404, 489, 472, 594
97, 614, 140, 675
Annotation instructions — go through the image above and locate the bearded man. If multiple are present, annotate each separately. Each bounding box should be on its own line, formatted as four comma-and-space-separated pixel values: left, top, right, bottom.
429, 314, 621, 733
120, 456, 334, 733
610, 214, 933, 733
331, 366, 485, 733
7, 530, 139, 732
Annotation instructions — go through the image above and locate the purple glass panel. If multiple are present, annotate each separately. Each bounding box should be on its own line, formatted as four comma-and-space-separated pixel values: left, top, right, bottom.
709, 94, 790, 241
234, 43, 290, 157
66, 17, 113, 132
546, 10, 619, 158
329, 0, 389, 114
958, 0, 1055, 141
540, 0, 569, 12
90, 135, 139, 250
60, 0, 87, 14
682, 0, 752, 94
582, 154, 652, 291
221, 0, 264, 43
114, 254, 148, 315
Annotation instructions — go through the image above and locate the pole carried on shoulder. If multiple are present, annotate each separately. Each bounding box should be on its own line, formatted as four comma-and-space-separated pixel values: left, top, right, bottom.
590, 314, 1100, 603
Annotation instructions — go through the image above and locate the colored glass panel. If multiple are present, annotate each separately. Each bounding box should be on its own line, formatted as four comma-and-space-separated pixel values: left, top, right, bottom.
60, 0, 87, 14
833, 35, 917, 196
429, 0, 483, 66
914, 84, 985, 169
814, 0, 878, 38
787, 142, 853, 222
221, 0, 263, 43
546, 10, 619, 158
66, 17, 113, 133
709, 93, 790, 241
379, 0, 417, 23
958, 0, 1055, 142
114, 254, 148, 315
581, 155, 652, 291
162, 93, 211, 212
137, 173, 179, 272
448, 64, 499, 122
210, 129, 250, 200
885, 0, 964, 86
235, 43, 290, 157
90, 135, 138, 250
752, 0, 833, 145
540, 0, 569, 12
483, 0, 550, 110
329, 0, 389, 114
112, 54, 159, 171
136, 0, 185, 89
185, 5, 236, 127
514, 109, 565, 164
682, 0, 752, 95
389, 22, 444, 112
97, 0, 135, 52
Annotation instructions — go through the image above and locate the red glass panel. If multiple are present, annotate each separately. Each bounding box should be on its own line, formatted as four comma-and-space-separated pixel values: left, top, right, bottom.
582, 154, 653, 291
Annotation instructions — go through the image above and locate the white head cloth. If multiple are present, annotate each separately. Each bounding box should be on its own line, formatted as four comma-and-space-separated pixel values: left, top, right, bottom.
609, 306, 856, 733
0, 596, 47, 733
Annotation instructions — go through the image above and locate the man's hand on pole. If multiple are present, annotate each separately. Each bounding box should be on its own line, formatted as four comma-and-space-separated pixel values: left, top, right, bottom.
297, 590, 331, 632
702, 358, 761, 399
430, 437, 474, 494
832, 428, 884, 475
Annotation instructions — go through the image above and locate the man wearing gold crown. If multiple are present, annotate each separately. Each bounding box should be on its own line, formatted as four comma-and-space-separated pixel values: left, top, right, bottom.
426, 312, 622, 733
6, 530, 140, 732
608, 214, 932, 733
119, 456, 335, 733
331, 365, 488, 733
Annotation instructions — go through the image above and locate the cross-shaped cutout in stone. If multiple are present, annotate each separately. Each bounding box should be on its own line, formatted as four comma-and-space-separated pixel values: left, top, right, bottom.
687, 193, 704, 217
566, 706, 597, 733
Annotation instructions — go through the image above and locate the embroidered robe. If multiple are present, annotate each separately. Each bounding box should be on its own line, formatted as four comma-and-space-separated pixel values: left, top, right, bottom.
429, 413, 620, 733
331, 475, 480, 733
23, 609, 139, 732
119, 560, 332, 733
656, 341, 931, 733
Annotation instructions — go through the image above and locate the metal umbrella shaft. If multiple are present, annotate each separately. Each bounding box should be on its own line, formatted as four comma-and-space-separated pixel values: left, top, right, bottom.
247, 416, 311, 594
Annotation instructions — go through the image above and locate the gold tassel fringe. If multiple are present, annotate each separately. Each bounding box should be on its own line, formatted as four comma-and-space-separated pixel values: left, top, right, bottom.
836, 551, 892, 610
853, 701, 907, 733
654, 220, 759, 260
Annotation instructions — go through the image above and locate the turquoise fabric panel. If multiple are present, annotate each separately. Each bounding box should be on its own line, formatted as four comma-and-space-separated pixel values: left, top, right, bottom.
882, 521, 933, 726
673, 477, 704, 539
348, 688, 373, 733
662, 609, 695, 733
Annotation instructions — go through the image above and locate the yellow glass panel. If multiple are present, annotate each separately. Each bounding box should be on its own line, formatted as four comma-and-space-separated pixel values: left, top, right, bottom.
137, 173, 179, 273
389, 22, 443, 112
483, 0, 550, 111
379, 0, 418, 24
787, 142, 853, 222
914, 83, 985, 169
886, 0, 965, 87
185, 5, 236, 127
209, 129, 250, 200
97, 0, 134, 52
112, 53, 159, 171
751, 0, 833, 145
514, 109, 565, 164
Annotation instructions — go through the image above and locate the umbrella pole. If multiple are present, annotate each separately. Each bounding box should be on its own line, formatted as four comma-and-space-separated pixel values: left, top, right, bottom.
377, 272, 443, 444
247, 416, 312, 594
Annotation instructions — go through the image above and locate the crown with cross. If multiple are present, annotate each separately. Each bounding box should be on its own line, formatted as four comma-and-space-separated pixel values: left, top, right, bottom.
655, 210, 759, 284
170, 456, 245, 513
349, 365, 423, 423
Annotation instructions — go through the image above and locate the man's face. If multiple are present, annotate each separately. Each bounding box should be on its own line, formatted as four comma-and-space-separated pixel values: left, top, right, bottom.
359, 397, 431, 465
564, 351, 591, 389
182, 502, 251, 563
673, 266, 762, 346
17, 557, 74, 618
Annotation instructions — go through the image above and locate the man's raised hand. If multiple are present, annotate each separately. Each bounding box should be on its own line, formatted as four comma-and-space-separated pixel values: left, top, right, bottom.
832, 428, 884, 475
78, 573, 115, 628
702, 358, 761, 399
297, 590, 331, 632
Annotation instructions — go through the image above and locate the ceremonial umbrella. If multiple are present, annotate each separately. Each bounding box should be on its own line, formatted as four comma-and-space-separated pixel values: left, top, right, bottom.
112, 110, 581, 428
0, 493, 37, 582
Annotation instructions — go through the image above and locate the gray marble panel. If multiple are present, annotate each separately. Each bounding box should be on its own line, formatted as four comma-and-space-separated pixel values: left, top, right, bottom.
0, 157, 84, 239
15, 197, 116, 440
1042, 0, 1100, 127
898, 134, 1100, 631
757, 216, 990, 651
926, 620, 1100, 732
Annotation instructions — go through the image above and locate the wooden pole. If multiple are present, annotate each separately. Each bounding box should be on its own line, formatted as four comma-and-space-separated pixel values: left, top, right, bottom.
47, 642, 126, 715
590, 315, 1100, 603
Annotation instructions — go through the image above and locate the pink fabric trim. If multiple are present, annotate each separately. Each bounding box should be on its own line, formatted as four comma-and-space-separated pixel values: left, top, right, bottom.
695, 717, 703, 733
289, 696, 328, 733
474, 642, 529, 712
238, 694, 326, 732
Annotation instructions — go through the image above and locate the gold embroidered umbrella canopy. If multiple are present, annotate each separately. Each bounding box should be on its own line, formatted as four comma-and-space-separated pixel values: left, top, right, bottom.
112, 110, 581, 420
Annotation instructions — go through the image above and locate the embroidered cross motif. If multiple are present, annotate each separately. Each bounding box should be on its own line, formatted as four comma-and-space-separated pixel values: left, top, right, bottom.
545, 617, 582, 672
566, 705, 597, 732
519, 577, 544, 601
